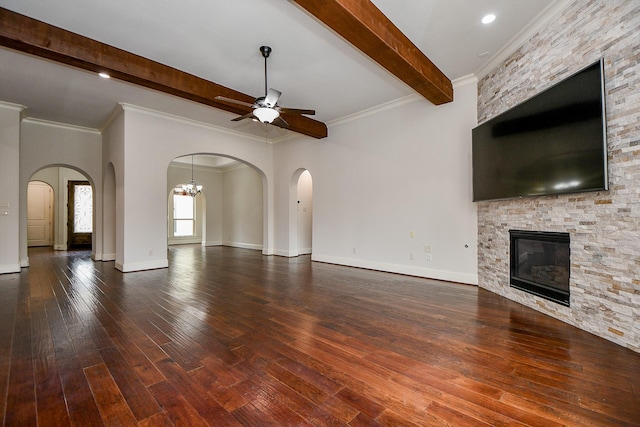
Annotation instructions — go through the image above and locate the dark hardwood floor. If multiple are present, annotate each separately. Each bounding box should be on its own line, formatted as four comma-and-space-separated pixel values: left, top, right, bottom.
1, 246, 638, 426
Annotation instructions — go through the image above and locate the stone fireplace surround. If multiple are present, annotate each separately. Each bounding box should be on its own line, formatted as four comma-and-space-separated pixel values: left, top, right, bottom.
476, 0, 639, 352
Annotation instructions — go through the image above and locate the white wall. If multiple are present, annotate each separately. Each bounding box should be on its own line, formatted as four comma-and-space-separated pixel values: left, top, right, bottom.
222, 164, 263, 250
102, 162, 117, 261
0, 103, 23, 274
106, 104, 274, 272
273, 77, 479, 284
102, 111, 125, 266
29, 168, 58, 190
7, 78, 477, 284
19, 119, 103, 265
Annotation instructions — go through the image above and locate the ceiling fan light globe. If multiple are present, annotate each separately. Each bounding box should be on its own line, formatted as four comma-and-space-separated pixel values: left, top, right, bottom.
253, 107, 279, 123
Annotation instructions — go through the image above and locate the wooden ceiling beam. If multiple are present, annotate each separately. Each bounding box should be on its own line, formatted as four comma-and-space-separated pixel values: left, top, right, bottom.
0, 7, 328, 139
292, 0, 453, 105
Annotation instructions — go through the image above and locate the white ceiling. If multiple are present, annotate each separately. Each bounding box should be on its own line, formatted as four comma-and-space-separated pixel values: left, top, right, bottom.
0, 0, 570, 140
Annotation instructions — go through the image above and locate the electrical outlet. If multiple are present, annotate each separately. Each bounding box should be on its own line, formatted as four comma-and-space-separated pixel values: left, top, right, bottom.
409, 252, 415, 260
352, 247, 357, 255
426, 254, 432, 262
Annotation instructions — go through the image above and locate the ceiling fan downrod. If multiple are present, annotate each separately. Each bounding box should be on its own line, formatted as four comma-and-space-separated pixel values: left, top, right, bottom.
260, 45, 272, 97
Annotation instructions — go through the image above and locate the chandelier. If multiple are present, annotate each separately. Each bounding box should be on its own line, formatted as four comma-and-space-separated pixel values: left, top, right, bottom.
174, 155, 202, 197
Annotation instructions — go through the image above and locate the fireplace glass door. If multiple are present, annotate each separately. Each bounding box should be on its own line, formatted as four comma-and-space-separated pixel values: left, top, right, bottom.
510, 230, 570, 306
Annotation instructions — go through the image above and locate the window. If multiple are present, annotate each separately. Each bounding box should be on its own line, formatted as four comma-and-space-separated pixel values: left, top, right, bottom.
173, 194, 195, 237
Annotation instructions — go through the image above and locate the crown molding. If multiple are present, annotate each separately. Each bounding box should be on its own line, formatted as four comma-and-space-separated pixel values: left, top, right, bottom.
453, 74, 479, 88
268, 130, 309, 145
22, 117, 101, 134
116, 103, 268, 144
0, 101, 27, 112
474, 0, 574, 79
327, 73, 477, 129
99, 104, 125, 132
328, 93, 422, 128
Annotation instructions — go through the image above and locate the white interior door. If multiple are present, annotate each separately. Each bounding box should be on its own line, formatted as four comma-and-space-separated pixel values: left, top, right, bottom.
27, 181, 54, 247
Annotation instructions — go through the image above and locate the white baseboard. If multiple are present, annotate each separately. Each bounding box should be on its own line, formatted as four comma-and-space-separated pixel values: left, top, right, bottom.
273, 248, 312, 257
311, 254, 478, 285
102, 253, 116, 261
274, 249, 296, 257
221, 241, 263, 251
116, 258, 169, 273
0, 263, 21, 274
168, 238, 201, 245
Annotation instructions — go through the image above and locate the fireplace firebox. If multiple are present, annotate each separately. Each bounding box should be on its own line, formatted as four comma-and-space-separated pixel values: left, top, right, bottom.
510, 230, 570, 306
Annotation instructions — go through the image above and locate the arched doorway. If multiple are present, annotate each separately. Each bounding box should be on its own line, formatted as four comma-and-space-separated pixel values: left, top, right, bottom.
292, 169, 313, 256
167, 154, 264, 251
29, 166, 94, 251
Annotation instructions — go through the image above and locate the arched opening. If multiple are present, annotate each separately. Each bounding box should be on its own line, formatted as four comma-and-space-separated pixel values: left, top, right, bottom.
167, 154, 264, 251
28, 166, 95, 251
291, 169, 313, 256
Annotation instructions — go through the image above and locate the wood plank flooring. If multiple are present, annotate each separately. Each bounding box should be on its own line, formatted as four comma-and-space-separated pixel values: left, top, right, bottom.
1, 245, 638, 426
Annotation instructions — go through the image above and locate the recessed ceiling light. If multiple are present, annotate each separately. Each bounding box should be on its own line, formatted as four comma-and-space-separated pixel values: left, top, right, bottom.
98, 72, 111, 79
482, 14, 496, 24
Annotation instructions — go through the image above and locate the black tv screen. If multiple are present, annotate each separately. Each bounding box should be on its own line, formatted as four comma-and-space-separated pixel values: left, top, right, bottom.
472, 60, 608, 201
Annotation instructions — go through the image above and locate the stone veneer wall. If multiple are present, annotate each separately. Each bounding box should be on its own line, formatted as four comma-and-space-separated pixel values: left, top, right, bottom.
477, 0, 639, 352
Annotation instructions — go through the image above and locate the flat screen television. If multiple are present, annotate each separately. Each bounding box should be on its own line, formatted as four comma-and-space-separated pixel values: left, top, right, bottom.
472, 60, 608, 202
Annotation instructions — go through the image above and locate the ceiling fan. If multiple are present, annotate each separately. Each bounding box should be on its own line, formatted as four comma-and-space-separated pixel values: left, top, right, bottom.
215, 46, 315, 128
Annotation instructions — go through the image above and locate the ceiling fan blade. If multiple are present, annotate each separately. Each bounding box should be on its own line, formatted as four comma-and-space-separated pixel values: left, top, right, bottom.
271, 116, 289, 129
231, 112, 255, 122
264, 88, 282, 108
278, 107, 316, 116
215, 96, 255, 109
